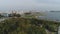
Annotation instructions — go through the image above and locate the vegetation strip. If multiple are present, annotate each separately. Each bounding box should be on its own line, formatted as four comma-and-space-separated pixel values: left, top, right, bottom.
0, 17, 59, 34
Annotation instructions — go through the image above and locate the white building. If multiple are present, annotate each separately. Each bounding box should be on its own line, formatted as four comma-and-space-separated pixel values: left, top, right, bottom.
0, 13, 9, 17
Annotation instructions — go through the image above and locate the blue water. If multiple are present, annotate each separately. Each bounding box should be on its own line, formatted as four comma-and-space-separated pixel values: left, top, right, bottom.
39, 12, 60, 21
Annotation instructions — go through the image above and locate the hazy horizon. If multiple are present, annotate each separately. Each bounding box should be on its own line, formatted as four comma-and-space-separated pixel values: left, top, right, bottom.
0, 0, 60, 11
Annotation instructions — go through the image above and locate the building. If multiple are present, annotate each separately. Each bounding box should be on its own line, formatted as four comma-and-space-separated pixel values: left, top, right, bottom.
0, 13, 9, 17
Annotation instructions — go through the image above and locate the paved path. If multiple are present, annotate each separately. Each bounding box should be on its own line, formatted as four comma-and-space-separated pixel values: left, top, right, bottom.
58, 26, 60, 34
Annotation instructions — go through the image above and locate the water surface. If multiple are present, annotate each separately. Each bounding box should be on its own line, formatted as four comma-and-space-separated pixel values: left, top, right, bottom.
39, 11, 60, 22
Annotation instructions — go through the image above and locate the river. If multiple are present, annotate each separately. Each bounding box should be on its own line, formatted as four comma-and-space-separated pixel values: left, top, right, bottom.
39, 11, 60, 22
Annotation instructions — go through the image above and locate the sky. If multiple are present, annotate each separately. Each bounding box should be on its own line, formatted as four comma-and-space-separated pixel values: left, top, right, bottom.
0, 0, 60, 11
